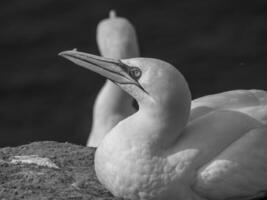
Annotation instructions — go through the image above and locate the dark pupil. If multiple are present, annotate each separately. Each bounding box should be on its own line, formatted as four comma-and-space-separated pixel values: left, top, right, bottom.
130, 67, 141, 79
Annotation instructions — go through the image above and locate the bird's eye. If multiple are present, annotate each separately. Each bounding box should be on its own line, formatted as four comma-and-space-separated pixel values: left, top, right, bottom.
129, 67, 142, 79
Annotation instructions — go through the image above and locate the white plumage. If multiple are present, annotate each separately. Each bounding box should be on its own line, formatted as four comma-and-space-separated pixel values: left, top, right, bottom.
59, 49, 267, 199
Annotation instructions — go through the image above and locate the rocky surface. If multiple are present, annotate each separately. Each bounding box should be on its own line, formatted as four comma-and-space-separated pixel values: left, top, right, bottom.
1, 141, 266, 200
0, 141, 122, 200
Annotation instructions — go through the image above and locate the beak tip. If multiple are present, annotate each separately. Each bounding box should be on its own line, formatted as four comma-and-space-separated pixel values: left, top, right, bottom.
58, 52, 64, 57
58, 51, 69, 58
58, 48, 78, 57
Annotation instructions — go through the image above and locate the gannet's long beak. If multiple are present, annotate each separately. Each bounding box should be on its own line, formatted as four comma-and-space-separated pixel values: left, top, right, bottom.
59, 49, 141, 87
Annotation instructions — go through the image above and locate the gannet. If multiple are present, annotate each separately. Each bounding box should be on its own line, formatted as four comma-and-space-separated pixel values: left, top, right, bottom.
59, 49, 267, 200
88, 10, 139, 147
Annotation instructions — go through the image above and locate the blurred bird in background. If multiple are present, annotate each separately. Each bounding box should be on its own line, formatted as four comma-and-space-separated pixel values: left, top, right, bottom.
87, 11, 139, 147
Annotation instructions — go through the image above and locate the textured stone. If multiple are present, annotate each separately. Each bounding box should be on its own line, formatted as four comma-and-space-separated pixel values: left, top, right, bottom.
0, 141, 124, 200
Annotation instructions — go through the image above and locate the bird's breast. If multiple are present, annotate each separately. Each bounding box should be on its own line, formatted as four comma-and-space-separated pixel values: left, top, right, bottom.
95, 134, 203, 200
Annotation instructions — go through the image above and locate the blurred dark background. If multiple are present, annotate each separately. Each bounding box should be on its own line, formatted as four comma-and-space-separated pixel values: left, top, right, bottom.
0, 0, 266, 147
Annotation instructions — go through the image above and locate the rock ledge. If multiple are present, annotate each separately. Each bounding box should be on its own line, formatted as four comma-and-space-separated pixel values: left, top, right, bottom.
0, 141, 122, 200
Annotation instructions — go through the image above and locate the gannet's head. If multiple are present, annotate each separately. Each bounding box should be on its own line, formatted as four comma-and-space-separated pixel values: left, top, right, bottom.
59, 50, 191, 121
97, 10, 139, 59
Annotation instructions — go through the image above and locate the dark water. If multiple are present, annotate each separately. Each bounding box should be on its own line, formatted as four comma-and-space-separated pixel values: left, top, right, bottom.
1, 0, 267, 147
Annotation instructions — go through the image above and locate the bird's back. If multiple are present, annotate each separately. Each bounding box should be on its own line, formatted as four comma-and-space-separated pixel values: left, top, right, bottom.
190, 89, 267, 123
184, 89, 267, 199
